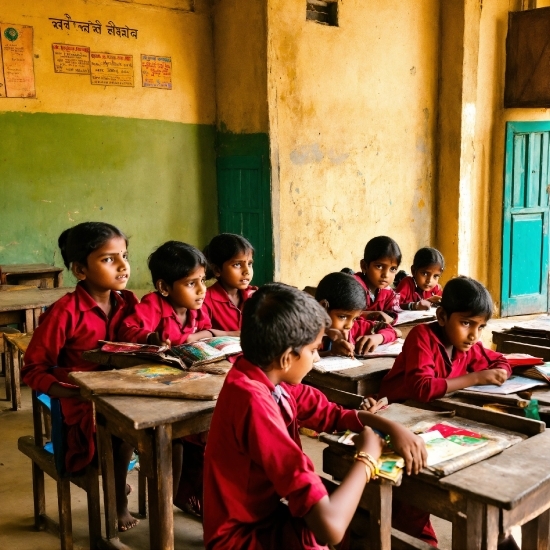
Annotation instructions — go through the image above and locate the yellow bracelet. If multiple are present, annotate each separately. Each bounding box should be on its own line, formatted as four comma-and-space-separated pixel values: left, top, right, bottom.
354, 456, 372, 482
355, 452, 380, 475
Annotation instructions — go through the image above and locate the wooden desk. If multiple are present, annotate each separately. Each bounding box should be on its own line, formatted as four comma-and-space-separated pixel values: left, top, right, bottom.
3, 332, 33, 410
304, 357, 394, 405
90, 393, 216, 550
0, 287, 72, 332
0, 263, 63, 288
322, 402, 545, 550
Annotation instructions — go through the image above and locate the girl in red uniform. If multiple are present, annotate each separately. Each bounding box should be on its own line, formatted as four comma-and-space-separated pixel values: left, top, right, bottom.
22, 222, 139, 532
396, 247, 444, 311
353, 236, 402, 321
315, 272, 397, 356
202, 233, 257, 332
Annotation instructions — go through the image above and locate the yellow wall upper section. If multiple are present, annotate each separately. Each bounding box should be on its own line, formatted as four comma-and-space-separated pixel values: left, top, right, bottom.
268, 0, 439, 287
213, 0, 268, 133
0, 0, 215, 124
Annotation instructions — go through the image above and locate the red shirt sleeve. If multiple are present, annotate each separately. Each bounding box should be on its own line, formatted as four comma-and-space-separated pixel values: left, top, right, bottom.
395, 277, 415, 306
351, 318, 397, 344
467, 343, 512, 376
117, 293, 162, 343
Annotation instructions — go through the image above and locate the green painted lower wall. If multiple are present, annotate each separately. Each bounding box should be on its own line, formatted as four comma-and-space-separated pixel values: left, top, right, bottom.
0, 112, 218, 289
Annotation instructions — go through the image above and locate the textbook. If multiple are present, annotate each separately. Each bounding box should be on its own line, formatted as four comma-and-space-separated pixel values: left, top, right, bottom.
312, 356, 363, 373
505, 353, 545, 368
517, 363, 550, 383
99, 336, 242, 368
356, 338, 404, 359
465, 375, 547, 395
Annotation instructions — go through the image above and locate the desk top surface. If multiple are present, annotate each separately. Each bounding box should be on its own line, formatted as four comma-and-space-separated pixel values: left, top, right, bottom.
3, 332, 33, 353
0, 263, 63, 275
92, 393, 216, 430
306, 356, 394, 382
0, 287, 73, 311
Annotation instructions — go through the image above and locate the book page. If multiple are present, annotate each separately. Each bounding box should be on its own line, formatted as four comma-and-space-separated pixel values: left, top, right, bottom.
465, 375, 547, 395
313, 356, 362, 373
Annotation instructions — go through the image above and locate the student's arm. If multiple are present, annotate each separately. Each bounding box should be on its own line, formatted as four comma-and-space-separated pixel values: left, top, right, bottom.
445, 369, 509, 393
117, 295, 163, 344
304, 427, 383, 545
185, 329, 240, 342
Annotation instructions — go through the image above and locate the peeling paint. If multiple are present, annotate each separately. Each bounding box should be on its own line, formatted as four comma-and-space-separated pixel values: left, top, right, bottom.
289, 143, 323, 165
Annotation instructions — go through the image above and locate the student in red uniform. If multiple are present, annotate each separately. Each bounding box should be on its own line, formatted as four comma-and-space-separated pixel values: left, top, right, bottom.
22, 222, 139, 532
202, 233, 257, 332
315, 272, 397, 356
118, 241, 223, 346
353, 236, 402, 321
203, 283, 427, 550
378, 276, 512, 546
396, 247, 444, 311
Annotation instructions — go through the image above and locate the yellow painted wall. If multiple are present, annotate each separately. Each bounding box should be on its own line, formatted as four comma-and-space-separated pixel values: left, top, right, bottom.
267, 0, 440, 287
0, 0, 215, 124
213, 0, 268, 133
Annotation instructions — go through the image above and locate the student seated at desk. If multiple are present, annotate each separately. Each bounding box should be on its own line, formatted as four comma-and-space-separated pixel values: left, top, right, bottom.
202, 233, 257, 332
203, 283, 427, 550
395, 247, 444, 311
22, 222, 139, 532
378, 276, 512, 546
315, 272, 397, 356
353, 236, 402, 322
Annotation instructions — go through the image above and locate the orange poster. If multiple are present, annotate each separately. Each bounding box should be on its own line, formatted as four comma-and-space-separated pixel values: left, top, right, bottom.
141, 54, 172, 90
0, 24, 35, 98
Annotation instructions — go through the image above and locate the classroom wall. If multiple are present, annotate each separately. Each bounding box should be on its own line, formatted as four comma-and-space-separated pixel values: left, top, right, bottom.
0, 0, 217, 288
267, 0, 440, 287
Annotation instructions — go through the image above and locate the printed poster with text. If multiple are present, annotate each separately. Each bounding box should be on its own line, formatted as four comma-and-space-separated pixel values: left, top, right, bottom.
90, 52, 134, 87
0, 24, 35, 98
141, 54, 172, 90
52, 43, 90, 74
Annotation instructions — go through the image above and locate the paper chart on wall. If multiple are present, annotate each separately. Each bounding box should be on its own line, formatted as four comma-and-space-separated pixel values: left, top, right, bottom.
0, 24, 35, 98
52, 43, 91, 74
90, 51, 134, 86
141, 54, 172, 89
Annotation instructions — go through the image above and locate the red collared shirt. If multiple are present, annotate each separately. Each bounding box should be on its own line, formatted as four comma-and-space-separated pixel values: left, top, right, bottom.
353, 272, 401, 317
117, 291, 212, 345
351, 317, 397, 344
202, 281, 257, 331
203, 356, 363, 550
395, 276, 442, 307
378, 322, 512, 403
22, 283, 138, 395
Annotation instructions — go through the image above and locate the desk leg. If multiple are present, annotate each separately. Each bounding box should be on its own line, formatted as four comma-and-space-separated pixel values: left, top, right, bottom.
360, 481, 392, 550
97, 415, 118, 542
25, 309, 33, 333
522, 508, 550, 550
147, 424, 173, 550
11, 346, 21, 410
4, 341, 12, 402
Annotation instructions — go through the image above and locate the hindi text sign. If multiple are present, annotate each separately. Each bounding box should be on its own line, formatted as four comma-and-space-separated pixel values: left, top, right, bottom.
52, 43, 90, 74
0, 24, 35, 98
90, 52, 134, 87
141, 54, 172, 89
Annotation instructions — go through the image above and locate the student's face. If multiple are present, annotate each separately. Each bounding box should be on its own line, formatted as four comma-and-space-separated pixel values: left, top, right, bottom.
437, 310, 488, 352
328, 309, 363, 338
75, 236, 130, 293
216, 251, 254, 291
360, 257, 399, 290
283, 328, 324, 384
412, 263, 442, 292
161, 266, 207, 311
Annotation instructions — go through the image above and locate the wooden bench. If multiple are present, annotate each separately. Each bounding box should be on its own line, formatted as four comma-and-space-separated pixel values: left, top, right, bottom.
0, 263, 63, 289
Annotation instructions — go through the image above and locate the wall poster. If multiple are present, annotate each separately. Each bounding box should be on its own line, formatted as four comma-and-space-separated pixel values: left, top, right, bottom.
0, 24, 35, 98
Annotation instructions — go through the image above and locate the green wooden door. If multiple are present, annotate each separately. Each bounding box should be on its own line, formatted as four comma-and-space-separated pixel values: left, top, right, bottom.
501, 121, 550, 316
216, 155, 273, 286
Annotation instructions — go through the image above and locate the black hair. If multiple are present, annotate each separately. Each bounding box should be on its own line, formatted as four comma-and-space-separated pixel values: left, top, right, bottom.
58, 222, 127, 270
315, 272, 366, 311
363, 236, 402, 266
241, 283, 330, 369
340, 267, 355, 275
203, 233, 254, 279
440, 276, 493, 319
412, 247, 445, 271
148, 241, 207, 286
394, 270, 408, 287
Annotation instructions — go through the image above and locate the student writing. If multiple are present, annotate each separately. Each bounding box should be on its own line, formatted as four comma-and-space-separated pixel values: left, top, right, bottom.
203, 283, 426, 550
396, 247, 444, 311
202, 233, 257, 332
22, 222, 139, 532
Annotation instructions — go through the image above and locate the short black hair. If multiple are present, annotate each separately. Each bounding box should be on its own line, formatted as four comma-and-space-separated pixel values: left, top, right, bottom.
340, 267, 355, 275
440, 276, 493, 319
363, 236, 402, 266
58, 222, 127, 269
148, 241, 207, 286
315, 272, 366, 311
241, 283, 330, 369
413, 247, 445, 271
204, 233, 254, 279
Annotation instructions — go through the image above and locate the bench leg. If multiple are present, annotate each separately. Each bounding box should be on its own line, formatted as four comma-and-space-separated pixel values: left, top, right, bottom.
138, 466, 147, 518
11, 348, 21, 410
31, 462, 46, 530
57, 477, 73, 550
5, 345, 12, 402
86, 466, 102, 550
97, 417, 119, 541
522, 508, 550, 550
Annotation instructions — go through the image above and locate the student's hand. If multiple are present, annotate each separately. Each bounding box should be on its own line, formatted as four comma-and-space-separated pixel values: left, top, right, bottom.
353, 426, 384, 461
331, 338, 355, 357
386, 424, 427, 475
427, 295, 441, 305
355, 334, 384, 355
360, 397, 387, 413
147, 332, 171, 347
475, 368, 509, 386
414, 300, 432, 311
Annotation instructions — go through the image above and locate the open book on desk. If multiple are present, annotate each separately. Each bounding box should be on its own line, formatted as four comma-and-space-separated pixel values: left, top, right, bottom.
100, 336, 241, 368
356, 338, 404, 359
465, 374, 547, 395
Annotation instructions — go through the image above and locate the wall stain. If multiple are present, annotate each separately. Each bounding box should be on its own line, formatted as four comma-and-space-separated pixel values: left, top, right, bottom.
290, 143, 323, 165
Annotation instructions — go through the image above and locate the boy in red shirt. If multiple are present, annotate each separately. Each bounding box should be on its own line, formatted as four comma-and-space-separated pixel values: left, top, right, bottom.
378, 276, 511, 546
204, 283, 427, 550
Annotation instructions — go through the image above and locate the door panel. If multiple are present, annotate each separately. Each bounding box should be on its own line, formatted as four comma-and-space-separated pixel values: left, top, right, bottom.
502, 122, 550, 316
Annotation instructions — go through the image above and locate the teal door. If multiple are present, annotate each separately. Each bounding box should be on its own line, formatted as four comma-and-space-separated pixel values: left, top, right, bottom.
501, 121, 550, 316
216, 155, 273, 286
